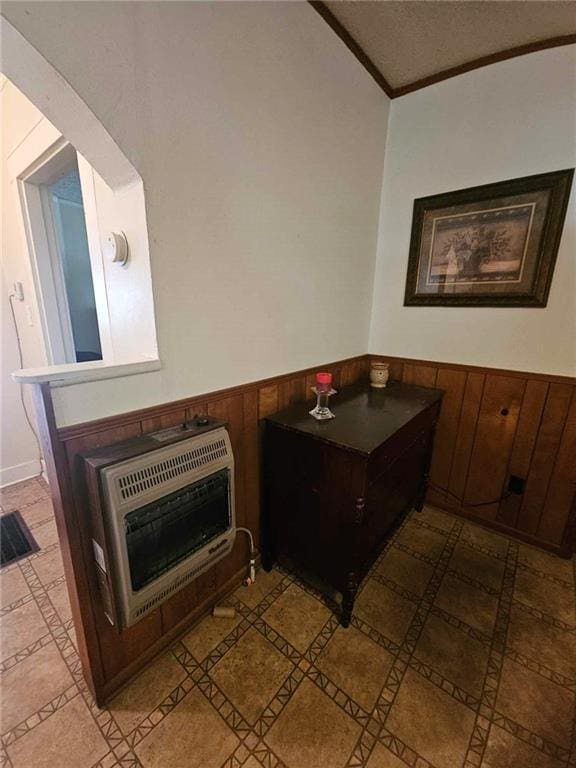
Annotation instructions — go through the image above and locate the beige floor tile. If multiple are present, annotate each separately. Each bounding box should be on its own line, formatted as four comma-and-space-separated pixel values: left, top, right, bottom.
20, 498, 54, 529
68, 625, 78, 651
482, 724, 564, 768
518, 545, 574, 584
1, 599, 48, 659
241, 759, 263, 768
0, 479, 47, 513
396, 521, 446, 560
265, 678, 361, 768
7, 695, 108, 768
135, 687, 239, 768
507, 604, 576, 679
316, 625, 393, 710
233, 568, 283, 609
366, 743, 407, 768
514, 569, 575, 625
0, 568, 30, 608
416, 505, 455, 532
1, 641, 74, 733
109, 651, 187, 735
379, 547, 435, 596
387, 668, 476, 768
434, 573, 498, 635
414, 613, 490, 696
182, 612, 241, 661
211, 627, 293, 724
31, 549, 65, 586
496, 658, 574, 749
32, 521, 59, 550
262, 584, 330, 653
355, 579, 416, 644
46, 581, 72, 624
449, 542, 505, 590
461, 522, 508, 557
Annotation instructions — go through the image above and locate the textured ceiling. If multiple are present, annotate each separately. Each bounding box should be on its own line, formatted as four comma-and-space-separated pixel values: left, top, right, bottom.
322, 1, 576, 91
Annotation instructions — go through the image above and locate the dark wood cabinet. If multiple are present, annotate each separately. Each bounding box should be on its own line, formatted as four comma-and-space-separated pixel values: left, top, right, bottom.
263, 382, 442, 625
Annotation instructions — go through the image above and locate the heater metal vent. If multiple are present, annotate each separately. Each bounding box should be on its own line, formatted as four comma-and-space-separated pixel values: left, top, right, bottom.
116, 438, 228, 501
133, 539, 230, 620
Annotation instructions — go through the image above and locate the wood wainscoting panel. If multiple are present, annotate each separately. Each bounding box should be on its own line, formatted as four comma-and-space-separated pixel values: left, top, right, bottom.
36, 354, 368, 704
33, 352, 574, 704
463, 375, 526, 519
497, 380, 549, 528
428, 368, 467, 494
447, 372, 485, 503
403, 363, 438, 389
371, 356, 576, 557
541, 392, 576, 547
516, 383, 573, 536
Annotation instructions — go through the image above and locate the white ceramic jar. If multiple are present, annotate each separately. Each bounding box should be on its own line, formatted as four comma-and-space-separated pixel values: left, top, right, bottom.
370, 362, 390, 388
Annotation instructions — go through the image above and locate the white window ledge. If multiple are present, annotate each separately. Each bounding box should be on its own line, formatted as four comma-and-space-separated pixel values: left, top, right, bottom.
12, 357, 161, 388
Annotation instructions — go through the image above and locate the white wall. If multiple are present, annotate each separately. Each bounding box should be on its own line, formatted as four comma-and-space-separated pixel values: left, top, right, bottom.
1, 79, 46, 484
369, 46, 576, 376
2, 2, 389, 427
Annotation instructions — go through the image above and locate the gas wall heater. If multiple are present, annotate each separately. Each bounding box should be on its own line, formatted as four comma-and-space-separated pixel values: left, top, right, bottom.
94, 424, 235, 628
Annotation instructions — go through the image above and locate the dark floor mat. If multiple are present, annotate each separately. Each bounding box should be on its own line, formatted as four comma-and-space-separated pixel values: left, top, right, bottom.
0, 510, 39, 567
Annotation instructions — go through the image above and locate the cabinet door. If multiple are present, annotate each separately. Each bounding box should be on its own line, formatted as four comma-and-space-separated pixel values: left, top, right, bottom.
358, 429, 431, 570
264, 426, 362, 588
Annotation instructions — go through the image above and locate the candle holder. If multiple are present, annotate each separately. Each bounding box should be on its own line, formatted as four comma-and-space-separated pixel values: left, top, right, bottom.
309, 386, 337, 421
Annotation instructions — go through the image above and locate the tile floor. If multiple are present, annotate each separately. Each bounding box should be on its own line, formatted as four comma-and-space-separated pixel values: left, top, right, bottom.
1, 477, 575, 768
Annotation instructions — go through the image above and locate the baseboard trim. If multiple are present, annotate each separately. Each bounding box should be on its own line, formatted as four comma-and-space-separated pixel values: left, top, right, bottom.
0, 459, 42, 489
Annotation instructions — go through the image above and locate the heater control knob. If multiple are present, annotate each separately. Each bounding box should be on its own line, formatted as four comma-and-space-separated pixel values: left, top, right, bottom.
195, 416, 209, 427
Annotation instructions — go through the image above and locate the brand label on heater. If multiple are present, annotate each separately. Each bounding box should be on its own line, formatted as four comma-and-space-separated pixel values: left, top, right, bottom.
92, 539, 107, 573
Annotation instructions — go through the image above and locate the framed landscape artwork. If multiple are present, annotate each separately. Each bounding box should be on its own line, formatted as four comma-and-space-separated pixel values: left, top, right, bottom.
404, 169, 573, 307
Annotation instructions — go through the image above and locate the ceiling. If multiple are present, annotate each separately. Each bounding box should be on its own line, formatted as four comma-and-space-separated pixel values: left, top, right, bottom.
315, 1, 576, 96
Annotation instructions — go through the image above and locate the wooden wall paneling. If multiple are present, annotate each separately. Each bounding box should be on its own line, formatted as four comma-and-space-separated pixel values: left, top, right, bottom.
387, 359, 404, 383
278, 375, 307, 411
331, 366, 343, 389
403, 363, 438, 389
428, 368, 467, 502
32, 384, 105, 700
65, 441, 165, 684
340, 357, 367, 387
160, 578, 199, 634
258, 384, 279, 420
186, 401, 208, 422
339, 361, 355, 386
516, 383, 573, 535
496, 380, 549, 527
463, 375, 526, 520
242, 389, 261, 548
62, 420, 167, 684
447, 372, 485, 503
367, 355, 575, 386
140, 407, 187, 434
38, 353, 574, 703
305, 373, 316, 398
537, 390, 576, 548
207, 396, 249, 585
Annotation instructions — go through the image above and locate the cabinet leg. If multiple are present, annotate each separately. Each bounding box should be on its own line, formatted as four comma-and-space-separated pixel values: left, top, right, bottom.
341, 589, 356, 628
261, 550, 274, 573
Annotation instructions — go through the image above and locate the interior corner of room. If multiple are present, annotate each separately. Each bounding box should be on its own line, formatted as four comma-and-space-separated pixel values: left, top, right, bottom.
0, 3, 574, 765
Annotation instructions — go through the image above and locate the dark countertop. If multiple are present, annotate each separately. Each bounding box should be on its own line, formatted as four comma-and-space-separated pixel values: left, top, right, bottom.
265, 381, 443, 456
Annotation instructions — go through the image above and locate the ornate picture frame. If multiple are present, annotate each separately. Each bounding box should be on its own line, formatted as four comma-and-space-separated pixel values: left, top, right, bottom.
404, 169, 573, 307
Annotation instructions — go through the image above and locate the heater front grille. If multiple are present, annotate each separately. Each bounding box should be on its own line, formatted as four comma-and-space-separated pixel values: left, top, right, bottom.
133, 539, 230, 619
116, 438, 228, 501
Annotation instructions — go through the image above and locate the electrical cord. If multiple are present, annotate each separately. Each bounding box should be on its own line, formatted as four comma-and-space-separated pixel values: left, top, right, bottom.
428, 480, 511, 508
7, 294, 43, 464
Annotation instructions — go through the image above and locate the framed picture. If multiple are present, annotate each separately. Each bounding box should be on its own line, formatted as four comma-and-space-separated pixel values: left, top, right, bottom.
404, 169, 573, 307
